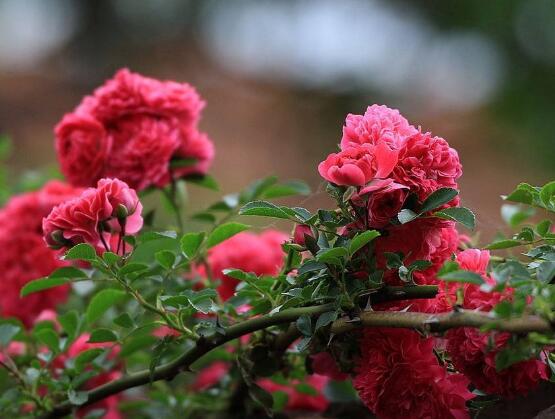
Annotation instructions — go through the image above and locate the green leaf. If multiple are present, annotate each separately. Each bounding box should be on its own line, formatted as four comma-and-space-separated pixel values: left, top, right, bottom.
0, 324, 20, 346
187, 175, 219, 191
64, 243, 97, 261
537, 261, 555, 283
317, 247, 349, 264
48, 267, 88, 280
119, 262, 149, 276
58, 311, 80, 339
272, 390, 289, 411
420, 188, 459, 213
540, 181, 555, 208
155, 250, 176, 269
180, 232, 205, 259
315, 311, 338, 331
434, 207, 476, 230
349, 230, 380, 255
36, 329, 60, 353
67, 389, 88, 406
20, 277, 69, 297
298, 260, 327, 275
260, 180, 310, 198
397, 209, 418, 224
296, 315, 312, 336
74, 348, 104, 372
86, 289, 127, 325
88, 328, 118, 343
485, 239, 523, 250
207, 222, 250, 248
536, 220, 553, 237
504, 183, 538, 205
239, 201, 293, 220
102, 252, 120, 265
439, 270, 484, 285
222, 268, 258, 282
501, 204, 535, 228
113, 313, 135, 329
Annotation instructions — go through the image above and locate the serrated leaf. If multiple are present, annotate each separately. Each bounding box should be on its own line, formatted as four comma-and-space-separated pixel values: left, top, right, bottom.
88, 328, 118, 343
536, 220, 552, 237
439, 270, 484, 285
239, 201, 293, 220
207, 222, 250, 248
420, 188, 459, 213
540, 181, 555, 208
397, 209, 419, 224
20, 277, 69, 297
64, 243, 97, 261
180, 232, 205, 258
102, 252, 120, 265
298, 260, 327, 275
86, 289, 126, 325
485, 239, 523, 250
434, 207, 476, 230
317, 247, 349, 264
537, 261, 555, 283
349, 230, 380, 255
504, 183, 537, 205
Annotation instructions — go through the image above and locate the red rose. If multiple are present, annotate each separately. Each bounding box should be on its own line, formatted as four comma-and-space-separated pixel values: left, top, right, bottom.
0, 232, 69, 327
366, 182, 408, 229
206, 230, 287, 301
318, 142, 399, 186
43, 178, 143, 254
310, 352, 348, 381
354, 328, 473, 419
341, 104, 417, 150
56, 68, 214, 191
258, 374, 329, 412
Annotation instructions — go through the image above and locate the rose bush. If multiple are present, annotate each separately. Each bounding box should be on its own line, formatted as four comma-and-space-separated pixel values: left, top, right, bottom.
0, 71, 553, 419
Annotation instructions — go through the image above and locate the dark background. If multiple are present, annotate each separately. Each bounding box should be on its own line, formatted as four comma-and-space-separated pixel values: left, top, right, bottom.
1, 0, 554, 239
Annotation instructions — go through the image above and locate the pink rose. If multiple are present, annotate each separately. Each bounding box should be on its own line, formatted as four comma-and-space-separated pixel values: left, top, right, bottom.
205, 230, 287, 301
55, 113, 109, 187
191, 361, 230, 391
354, 328, 473, 419
292, 224, 313, 247
366, 182, 408, 229
55, 68, 214, 191
393, 131, 462, 201
341, 104, 417, 150
43, 178, 143, 254
318, 142, 399, 186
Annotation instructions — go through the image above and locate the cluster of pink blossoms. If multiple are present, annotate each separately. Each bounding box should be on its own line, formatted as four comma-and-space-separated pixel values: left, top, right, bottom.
315, 105, 547, 417
43, 178, 143, 255
55, 68, 214, 191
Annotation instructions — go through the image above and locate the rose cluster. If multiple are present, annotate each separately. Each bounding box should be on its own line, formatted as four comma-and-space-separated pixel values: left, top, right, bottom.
43, 178, 143, 255
0, 181, 82, 326
55, 68, 214, 191
315, 105, 547, 418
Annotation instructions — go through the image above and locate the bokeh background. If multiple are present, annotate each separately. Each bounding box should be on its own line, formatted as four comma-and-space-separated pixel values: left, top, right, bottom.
1, 0, 554, 238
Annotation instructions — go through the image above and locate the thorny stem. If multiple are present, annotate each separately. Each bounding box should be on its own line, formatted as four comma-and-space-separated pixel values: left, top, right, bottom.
40, 295, 553, 418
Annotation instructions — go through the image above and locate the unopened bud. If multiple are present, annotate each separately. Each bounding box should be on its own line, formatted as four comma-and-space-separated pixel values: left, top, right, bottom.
292, 224, 313, 247
116, 204, 129, 220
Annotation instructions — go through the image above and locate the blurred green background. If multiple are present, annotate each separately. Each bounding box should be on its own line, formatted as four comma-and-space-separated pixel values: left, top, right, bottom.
0, 0, 554, 238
